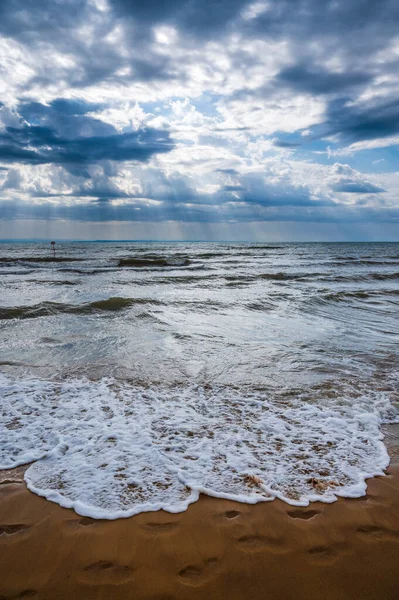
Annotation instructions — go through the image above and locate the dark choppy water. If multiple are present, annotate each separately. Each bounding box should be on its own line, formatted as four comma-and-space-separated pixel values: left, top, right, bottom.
0, 242, 398, 517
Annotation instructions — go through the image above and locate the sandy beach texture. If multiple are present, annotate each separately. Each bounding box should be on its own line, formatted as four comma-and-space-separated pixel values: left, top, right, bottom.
0, 463, 398, 600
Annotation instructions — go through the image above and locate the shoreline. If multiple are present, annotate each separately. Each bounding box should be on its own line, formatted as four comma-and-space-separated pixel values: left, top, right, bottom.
1, 463, 399, 599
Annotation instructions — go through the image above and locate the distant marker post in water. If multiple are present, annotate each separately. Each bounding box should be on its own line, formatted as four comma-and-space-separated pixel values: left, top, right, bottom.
51, 241, 56, 258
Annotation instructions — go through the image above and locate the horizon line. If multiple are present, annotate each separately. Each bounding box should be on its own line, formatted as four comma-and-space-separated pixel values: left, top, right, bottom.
0, 239, 398, 244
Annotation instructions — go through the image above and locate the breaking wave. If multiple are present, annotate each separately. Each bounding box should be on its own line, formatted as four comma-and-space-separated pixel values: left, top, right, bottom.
0, 297, 163, 320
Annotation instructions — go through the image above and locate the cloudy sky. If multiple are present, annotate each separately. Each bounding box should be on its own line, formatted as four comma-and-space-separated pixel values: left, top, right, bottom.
0, 0, 398, 241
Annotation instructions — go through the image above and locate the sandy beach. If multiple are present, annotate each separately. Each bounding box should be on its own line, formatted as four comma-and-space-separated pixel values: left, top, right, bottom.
0, 462, 398, 600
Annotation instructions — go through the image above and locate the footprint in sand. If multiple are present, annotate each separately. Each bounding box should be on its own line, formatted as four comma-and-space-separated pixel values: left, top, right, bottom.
214, 510, 242, 525
356, 525, 399, 540
79, 561, 134, 585
287, 509, 320, 520
224, 510, 241, 520
66, 517, 97, 530
143, 521, 179, 534
0, 590, 37, 599
237, 534, 287, 554
307, 542, 349, 563
178, 557, 221, 587
0, 524, 30, 536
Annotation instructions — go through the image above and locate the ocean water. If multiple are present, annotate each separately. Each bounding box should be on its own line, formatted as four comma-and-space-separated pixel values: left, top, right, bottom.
0, 241, 398, 518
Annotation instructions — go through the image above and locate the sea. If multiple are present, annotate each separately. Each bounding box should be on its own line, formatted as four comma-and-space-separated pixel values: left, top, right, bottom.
0, 241, 398, 518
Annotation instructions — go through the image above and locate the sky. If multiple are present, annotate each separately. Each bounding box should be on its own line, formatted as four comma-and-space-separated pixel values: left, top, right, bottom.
0, 0, 399, 241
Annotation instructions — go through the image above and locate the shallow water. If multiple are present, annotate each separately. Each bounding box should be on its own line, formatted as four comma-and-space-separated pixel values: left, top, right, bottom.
0, 242, 398, 517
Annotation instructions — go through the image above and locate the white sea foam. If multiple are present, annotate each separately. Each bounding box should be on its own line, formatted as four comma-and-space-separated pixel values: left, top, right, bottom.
0, 371, 397, 519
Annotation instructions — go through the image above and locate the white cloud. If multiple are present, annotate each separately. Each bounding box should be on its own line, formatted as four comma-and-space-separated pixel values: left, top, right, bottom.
217, 93, 325, 136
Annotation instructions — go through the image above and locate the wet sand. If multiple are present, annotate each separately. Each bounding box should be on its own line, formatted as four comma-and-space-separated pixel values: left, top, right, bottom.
0, 463, 398, 600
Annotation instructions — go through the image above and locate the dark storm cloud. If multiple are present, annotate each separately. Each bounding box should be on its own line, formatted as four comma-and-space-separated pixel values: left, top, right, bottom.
0, 0, 89, 37
109, 0, 249, 37
0, 125, 173, 165
323, 98, 399, 145
0, 100, 174, 167
19, 100, 113, 138
331, 182, 386, 194
247, 0, 399, 49
277, 65, 371, 96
